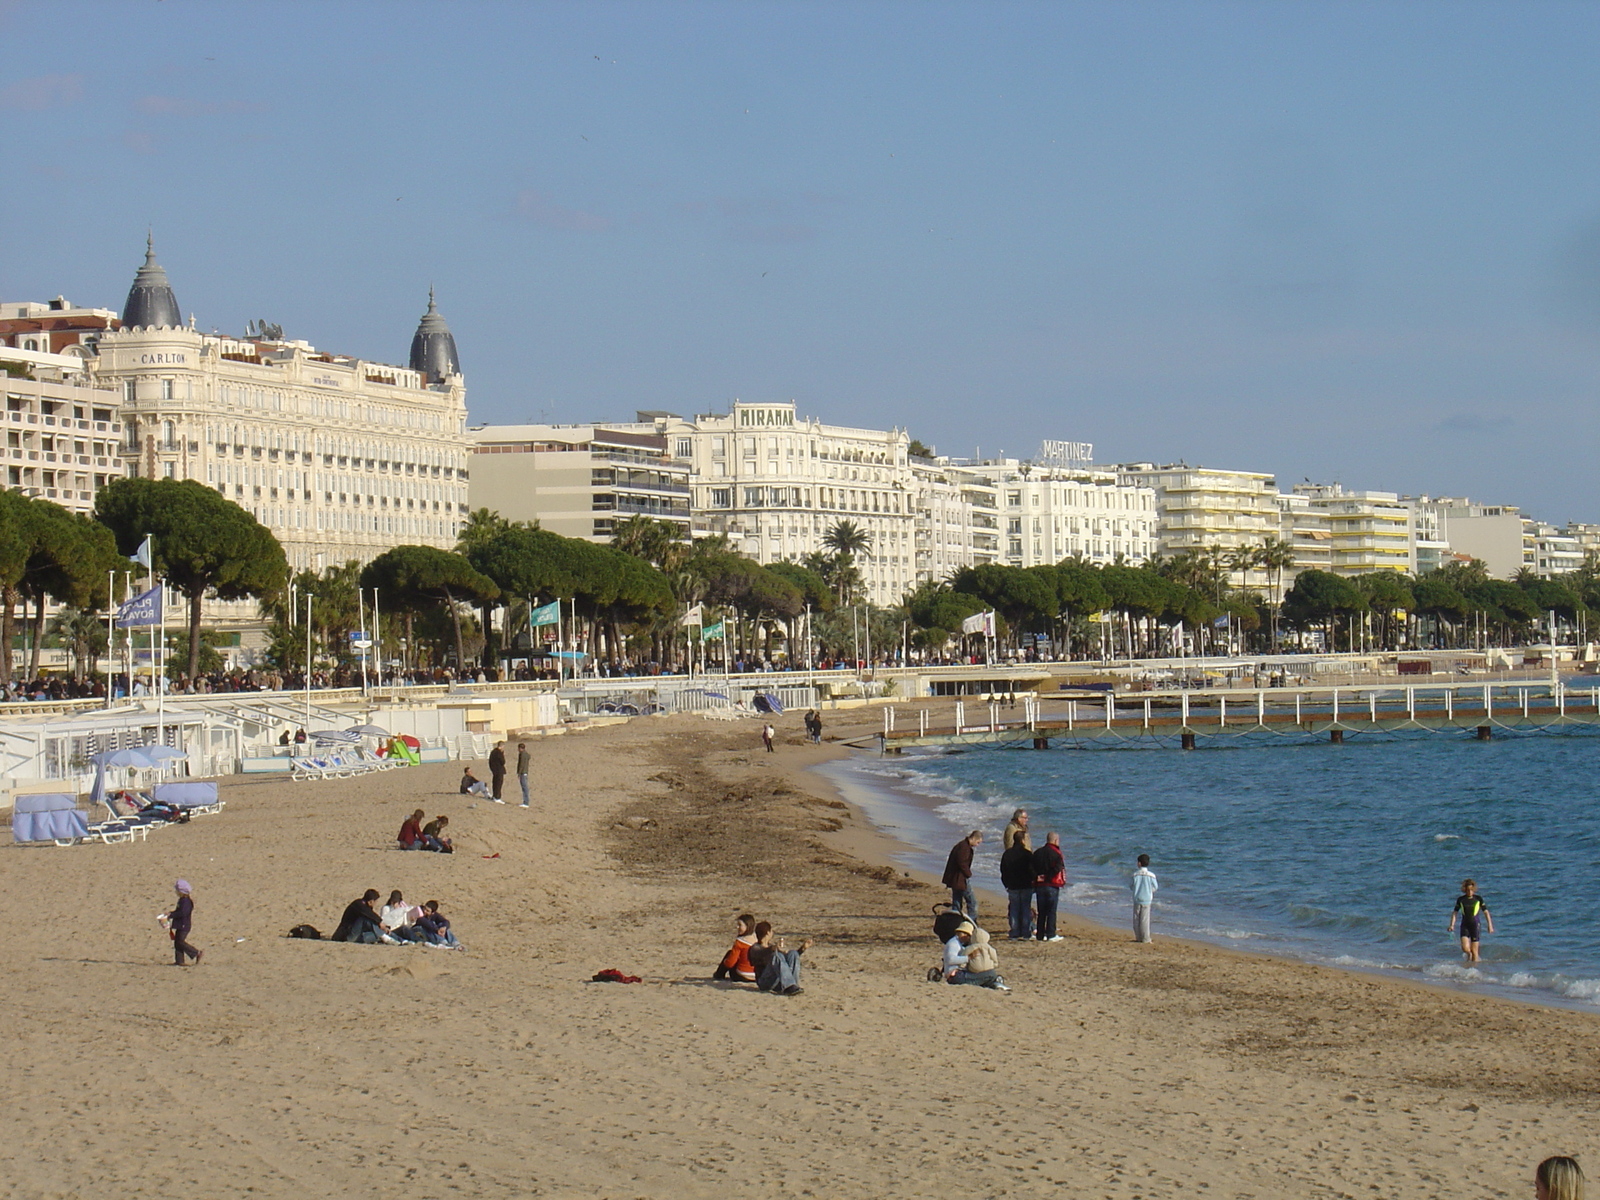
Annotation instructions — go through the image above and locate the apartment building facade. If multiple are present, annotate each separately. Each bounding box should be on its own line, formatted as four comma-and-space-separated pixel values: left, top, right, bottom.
0, 345, 126, 516
636, 402, 916, 606
1116, 464, 1279, 584
468, 424, 691, 541
1292, 484, 1416, 575
945, 460, 1157, 568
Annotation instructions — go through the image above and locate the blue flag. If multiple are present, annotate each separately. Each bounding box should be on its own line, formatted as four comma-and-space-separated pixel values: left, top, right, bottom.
529, 600, 561, 628
116, 585, 163, 628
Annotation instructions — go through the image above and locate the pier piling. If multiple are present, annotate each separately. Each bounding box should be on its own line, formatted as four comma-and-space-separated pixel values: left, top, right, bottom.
1330, 729, 1344, 744
1180, 733, 1196, 750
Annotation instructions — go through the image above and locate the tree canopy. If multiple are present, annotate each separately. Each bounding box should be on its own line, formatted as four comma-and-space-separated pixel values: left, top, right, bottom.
94, 478, 288, 679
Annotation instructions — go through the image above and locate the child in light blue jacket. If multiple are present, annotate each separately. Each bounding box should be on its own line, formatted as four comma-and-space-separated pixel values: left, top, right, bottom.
1131, 854, 1158, 943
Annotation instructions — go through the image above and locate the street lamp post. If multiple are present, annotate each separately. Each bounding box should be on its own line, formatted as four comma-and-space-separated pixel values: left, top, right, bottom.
304, 592, 314, 730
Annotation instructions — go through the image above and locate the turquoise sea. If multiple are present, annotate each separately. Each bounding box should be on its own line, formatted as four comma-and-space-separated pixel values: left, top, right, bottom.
817, 719, 1600, 1010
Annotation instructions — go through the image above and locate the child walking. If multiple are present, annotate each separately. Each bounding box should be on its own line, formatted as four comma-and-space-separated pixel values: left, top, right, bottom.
164, 879, 202, 967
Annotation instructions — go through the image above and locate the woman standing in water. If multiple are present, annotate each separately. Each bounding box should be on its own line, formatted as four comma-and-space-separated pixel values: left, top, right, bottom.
1448, 878, 1494, 963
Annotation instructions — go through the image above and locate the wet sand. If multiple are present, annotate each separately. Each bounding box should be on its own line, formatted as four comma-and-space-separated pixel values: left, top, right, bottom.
2, 709, 1596, 1198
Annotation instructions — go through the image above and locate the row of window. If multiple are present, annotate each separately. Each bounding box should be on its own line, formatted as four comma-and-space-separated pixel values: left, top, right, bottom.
126, 378, 455, 435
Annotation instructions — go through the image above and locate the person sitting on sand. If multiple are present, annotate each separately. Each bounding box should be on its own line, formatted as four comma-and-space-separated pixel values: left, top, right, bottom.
398, 809, 427, 850
421, 814, 453, 853
713, 913, 758, 982
747, 921, 811, 995
1448, 878, 1494, 963
963, 926, 1006, 987
942, 921, 1008, 990
459, 768, 490, 797
1536, 1156, 1585, 1200
414, 900, 461, 949
381, 890, 425, 942
332, 889, 395, 944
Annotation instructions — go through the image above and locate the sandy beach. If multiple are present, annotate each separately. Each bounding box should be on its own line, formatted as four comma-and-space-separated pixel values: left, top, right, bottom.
3, 709, 1597, 1199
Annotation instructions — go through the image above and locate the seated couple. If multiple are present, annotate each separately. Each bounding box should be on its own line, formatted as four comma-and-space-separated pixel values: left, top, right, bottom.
713, 913, 810, 995
397, 809, 453, 852
941, 921, 1009, 991
332, 889, 461, 948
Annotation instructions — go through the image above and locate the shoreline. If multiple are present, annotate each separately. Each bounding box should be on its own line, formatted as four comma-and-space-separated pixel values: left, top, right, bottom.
794, 728, 1600, 1019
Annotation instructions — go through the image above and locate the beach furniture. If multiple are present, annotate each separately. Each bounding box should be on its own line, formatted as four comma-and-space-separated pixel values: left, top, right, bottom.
153, 781, 224, 816
11, 793, 95, 847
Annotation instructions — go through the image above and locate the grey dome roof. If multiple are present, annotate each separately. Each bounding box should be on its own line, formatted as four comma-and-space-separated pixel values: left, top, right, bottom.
122, 234, 181, 330
408, 288, 460, 383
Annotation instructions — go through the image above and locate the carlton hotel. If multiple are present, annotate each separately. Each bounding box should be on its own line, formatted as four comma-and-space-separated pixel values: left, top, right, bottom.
0, 239, 471, 572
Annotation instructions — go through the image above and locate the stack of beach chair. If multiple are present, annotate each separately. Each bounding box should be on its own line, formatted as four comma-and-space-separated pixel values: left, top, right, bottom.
288, 749, 403, 781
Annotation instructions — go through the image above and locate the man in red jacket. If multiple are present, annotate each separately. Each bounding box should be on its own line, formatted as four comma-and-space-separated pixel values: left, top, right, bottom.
1032, 831, 1067, 942
942, 830, 983, 921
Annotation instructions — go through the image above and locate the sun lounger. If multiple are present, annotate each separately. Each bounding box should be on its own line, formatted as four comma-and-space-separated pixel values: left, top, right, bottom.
12, 793, 92, 846
153, 781, 224, 816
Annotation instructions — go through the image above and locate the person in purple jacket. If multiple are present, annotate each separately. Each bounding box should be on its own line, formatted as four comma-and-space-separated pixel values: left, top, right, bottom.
165, 879, 202, 966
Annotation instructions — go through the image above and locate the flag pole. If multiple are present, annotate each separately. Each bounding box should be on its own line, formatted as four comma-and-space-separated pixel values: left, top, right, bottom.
104, 570, 115, 710
358, 586, 369, 697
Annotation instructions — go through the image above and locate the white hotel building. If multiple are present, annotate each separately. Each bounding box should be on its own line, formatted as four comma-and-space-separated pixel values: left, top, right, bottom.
942, 457, 1157, 568
86, 241, 470, 572
638, 402, 916, 606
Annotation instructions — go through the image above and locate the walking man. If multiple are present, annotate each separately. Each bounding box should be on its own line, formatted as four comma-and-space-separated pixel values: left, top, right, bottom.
488, 740, 507, 802
516, 741, 531, 807
1000, 829, 1035, 939
1131, 853, 1158, 943
761, 722, 775, 753
943, 829, 983, 921
1032, 832, 1066, 942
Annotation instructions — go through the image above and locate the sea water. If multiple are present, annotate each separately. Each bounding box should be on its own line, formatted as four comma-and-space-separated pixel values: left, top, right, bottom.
816, 729, 1600, 1010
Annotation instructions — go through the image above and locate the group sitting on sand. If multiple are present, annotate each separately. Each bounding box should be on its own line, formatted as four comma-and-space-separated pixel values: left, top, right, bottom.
331, 888, 463, 949
712, 913, 810, 995
397, 808, 453, 852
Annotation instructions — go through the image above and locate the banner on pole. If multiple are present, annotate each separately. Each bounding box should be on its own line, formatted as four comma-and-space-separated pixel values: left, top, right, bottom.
131, 535, 153, 571
701, 620, 725, 641
528, 600, 561, 628
116, 585, 163, 628
960, 610, 994, 636
681, 604, 703, 626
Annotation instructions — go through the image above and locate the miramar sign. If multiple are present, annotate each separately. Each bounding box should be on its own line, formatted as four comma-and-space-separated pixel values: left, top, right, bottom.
736, 406, 795, 428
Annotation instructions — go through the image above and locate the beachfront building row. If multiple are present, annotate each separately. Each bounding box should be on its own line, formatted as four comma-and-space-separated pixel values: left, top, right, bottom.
467, 409, 1162, 605
0, 241, 471, 575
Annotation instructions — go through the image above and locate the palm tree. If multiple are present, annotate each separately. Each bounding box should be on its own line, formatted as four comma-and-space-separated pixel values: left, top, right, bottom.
823, 519, 872, 558
1256, 536, 1298, 651
819, 520, 872, 606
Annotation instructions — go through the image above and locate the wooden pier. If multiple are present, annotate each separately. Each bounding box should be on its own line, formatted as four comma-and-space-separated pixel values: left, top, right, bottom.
879, 682, 1600, 751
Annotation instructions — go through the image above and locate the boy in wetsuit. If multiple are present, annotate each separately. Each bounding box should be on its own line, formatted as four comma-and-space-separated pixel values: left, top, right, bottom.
1448, 878, 1494, 963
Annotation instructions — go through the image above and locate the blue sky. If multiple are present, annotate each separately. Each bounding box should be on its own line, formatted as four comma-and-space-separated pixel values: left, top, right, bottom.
2, 1, 1597, 522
